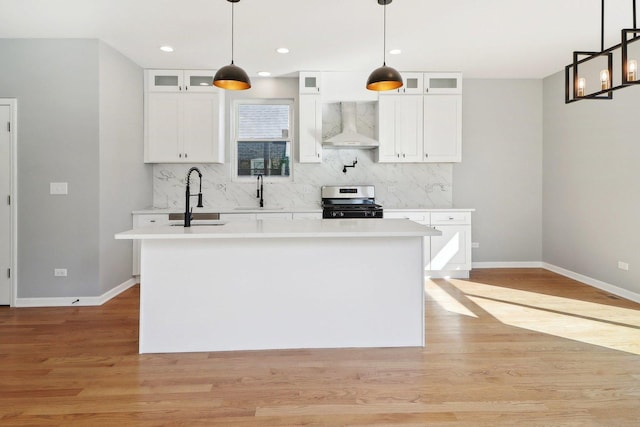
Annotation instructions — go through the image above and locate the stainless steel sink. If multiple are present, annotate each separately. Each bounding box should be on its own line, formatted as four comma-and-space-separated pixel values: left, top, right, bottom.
233, 207, 284, 211
170, 222, 226, 227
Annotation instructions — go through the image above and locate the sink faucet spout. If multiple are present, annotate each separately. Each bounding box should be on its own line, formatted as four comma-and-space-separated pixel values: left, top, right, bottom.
256, 174, 264, 208
184, 167, 204, 227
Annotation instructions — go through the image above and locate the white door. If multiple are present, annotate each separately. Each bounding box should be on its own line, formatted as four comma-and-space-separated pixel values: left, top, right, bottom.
0, 105, 11, 304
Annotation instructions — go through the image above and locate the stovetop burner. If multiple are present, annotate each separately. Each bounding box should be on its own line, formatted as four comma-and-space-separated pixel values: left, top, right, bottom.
321, 185, 383, 219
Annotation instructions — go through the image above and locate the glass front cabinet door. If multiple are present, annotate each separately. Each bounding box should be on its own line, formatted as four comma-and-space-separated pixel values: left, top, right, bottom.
424, 72, 462, 94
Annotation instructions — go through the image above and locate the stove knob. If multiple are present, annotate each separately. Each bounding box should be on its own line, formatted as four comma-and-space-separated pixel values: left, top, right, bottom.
339, 212, 345, 217
331, 212, 338, 217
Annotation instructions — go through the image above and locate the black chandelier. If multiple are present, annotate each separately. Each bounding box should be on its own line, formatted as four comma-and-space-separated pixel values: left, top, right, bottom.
565, 0, 640, 103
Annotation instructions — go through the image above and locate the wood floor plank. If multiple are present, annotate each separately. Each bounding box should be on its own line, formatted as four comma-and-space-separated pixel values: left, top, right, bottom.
1, 268, 639, 425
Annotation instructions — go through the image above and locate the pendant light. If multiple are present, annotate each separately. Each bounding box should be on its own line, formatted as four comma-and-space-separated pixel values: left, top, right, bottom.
565, 0, 640, 103
214, 0, 251, 90
366, 0, 403, 91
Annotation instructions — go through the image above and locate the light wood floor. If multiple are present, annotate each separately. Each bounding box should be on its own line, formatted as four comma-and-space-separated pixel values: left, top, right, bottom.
1, 268, 639, 426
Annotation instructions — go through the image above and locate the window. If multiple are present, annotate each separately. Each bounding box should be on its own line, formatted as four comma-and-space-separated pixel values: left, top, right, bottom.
233, 100, 293, 180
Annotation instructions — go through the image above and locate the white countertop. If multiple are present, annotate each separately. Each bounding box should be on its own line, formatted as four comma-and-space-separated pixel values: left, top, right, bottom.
116, 218, 440, 240
132, 207, 322, 215
132, 207, 475, 215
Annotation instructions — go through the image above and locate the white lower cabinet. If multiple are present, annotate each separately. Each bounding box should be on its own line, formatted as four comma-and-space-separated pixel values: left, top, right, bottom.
385, 210, 473, 278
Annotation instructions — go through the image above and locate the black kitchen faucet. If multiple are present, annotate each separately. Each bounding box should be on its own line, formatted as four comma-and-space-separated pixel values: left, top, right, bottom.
256, 174, 264, 208
184, 167, 204, 227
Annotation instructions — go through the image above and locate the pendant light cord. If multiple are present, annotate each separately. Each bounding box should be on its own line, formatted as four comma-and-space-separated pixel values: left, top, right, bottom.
634, 0, 637, 28
231, 1, 235, 65
382, 1, 387, 66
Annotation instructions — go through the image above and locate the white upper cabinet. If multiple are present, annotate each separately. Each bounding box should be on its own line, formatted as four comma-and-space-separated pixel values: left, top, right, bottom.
144, 92, 224, 163
299, 72, 322, 93
424, 72, 462, 94
144, 69, 224, 164
377, 95, 423, 163
380, 72, 424, 95
146, 69, 219, 93
298, 94, 323, 163
423, 95, 462, 162
183, 70, 218, 92
376, 72, 463, 164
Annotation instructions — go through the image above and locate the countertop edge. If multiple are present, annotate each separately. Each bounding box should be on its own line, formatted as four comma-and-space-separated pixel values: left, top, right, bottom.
116, 219, 441, 240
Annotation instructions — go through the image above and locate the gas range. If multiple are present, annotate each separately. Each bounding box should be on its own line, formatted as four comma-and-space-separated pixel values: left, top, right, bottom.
321, 185, 383, 219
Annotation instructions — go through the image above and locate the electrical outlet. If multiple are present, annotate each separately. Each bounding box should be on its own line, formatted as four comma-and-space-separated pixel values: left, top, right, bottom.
54, 268, 67, 277
618, 261, 629, 271
471, 242, 480, 249
302, 185, 312, 194
50, 182, 68, 195
388, 186, 396, 193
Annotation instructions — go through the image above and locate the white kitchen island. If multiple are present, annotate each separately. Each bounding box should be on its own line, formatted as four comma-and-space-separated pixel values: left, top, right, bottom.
116, 219, 439, 354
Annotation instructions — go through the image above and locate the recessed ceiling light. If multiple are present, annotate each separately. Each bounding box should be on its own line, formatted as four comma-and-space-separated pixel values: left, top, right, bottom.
389, 49, 402, 55
276, 47, 290, 54
258, 71, 271, 77
160, 46, 174, 53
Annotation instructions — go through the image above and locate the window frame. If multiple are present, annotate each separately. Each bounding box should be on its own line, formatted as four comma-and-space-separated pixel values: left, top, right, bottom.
231, 98, 295, 183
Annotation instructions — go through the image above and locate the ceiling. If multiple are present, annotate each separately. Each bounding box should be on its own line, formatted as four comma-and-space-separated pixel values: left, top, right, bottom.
0, 0, 637, 79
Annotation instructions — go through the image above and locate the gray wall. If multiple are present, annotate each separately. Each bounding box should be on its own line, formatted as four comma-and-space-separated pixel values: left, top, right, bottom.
98, 42, 149, 294
0, 39, 150, 299
454, 79, 543, 264
0, 39, 100, 298
543, 71, 640, 295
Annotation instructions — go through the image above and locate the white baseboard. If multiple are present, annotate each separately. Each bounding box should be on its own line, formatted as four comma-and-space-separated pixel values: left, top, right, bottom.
15, 278, 137, 308
542, 263, 640, 304
426, 271, 470, 279
470, 261, 640, 304
472, 261, 544, 269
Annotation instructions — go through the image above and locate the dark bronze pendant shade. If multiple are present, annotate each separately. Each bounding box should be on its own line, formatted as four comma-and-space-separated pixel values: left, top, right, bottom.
367, 63, 403, 91
367, 0, 403, 91
214, 61, 251, 90
214, 0, 251, 90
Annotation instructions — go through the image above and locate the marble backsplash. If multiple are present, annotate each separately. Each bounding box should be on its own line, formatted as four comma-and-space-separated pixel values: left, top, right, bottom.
153, 100, 452, 210
153, 154, 452, 210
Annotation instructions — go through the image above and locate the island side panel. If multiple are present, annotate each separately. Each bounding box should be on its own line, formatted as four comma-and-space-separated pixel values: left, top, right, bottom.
139, 236, 424, 353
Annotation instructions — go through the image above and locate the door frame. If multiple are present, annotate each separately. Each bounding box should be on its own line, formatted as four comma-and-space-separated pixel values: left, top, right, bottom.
1, 99, 17, 306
